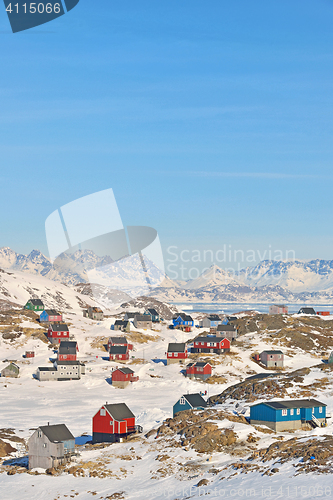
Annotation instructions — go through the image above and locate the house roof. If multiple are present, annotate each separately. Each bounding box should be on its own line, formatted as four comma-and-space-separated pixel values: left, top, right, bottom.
124, 312, 139, 318
217, 324, 236, 331
194, 336, 225, 343
272, 304, 286, 308
252, 399, 326, 410
182, 393, 207, 408
38, 367, 56, 372
115, 367, 134, 375
147, 308, 159, 316
44, 309, 60, 316
39, 424, 74, 443
56, 360, 80, 366
207, 314, 221, 321
49, 323, 69, 331
105, 403, 135, 421
109, 336, 128, 344
261, 350, 284, 355
298, 307, 316, 314
134, 314, 152, 322
187, 361, 210, 368
58, 341, 77, 355
109, 345, 128, 355
28, 299, 44, 306
89, 307, 103, 313
114, 320, 129, 327
168, 342, 186, 353
177, 313, 193, 322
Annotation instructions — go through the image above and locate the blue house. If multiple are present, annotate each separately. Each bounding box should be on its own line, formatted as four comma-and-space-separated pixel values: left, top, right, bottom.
173, 393, 207, 417
172, 313, 194, 330
250, 399, 327, 432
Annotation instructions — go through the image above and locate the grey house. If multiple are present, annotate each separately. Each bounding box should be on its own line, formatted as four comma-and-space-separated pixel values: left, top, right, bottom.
133, 314, 152, 329
84, 307, 104, 321
54, 360, 83, 380
216, 324, 238, 341
28, 423, 75, 469
37, 361, 85, 381
112, 320, 130, 333
124, 312, 139, 321
259, 350, 284, 368
37, 367, 58, 381
1, 362, 19, 378
199, 314, 222, 328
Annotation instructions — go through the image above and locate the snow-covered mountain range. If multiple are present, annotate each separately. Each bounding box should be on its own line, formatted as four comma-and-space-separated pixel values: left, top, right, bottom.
2, 247, 333, 303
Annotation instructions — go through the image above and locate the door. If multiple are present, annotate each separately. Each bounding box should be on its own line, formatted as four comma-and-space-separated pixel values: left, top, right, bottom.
119, 421, 127, 434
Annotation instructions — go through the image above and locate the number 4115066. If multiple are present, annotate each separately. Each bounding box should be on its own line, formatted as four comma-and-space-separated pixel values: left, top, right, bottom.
6, 3, 61, 14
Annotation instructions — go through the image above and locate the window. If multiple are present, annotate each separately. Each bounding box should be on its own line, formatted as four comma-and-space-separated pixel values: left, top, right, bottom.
43, 443, 47, 448
100, 408, 106, 416
312, 407, 315, 414
180, 397, 186, 405
297, 408, 300, 415
319, 407, 323, 414
38, 431, 42, 438
282, 409, 287, 416
174, 353, 178, 357
57, 332, 61, 336
290, 409, 294, 415
110, 421, 113, 426
63, 355, 67, 359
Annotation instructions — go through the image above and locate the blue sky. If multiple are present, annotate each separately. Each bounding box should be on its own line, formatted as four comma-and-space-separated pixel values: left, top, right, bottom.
1, 0, 333, 275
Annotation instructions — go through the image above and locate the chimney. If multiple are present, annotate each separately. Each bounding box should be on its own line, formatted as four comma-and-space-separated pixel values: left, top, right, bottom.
48, 422, 49, 426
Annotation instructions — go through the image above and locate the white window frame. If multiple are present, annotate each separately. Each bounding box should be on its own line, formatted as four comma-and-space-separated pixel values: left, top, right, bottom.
180, 397, 186, 405
100, 408, 106, 416
319, 407, 323, 414
290, 409, 294, 415
297, 408, 300, 415
282, 409, 287, 416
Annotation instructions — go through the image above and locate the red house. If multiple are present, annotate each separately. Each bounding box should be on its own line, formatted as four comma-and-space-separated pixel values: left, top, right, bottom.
57, 341, 78, 361
192, 336, 230, 354
107, 336, 133, 351
92, 402, 141, 443
167, 343, 188, 365
109, 345, 129, 361
111, 367, 139, 388
47, 323, 70, 343
186, 361, 212, 381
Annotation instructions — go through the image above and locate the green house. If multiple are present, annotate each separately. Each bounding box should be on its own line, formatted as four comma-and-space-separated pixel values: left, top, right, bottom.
1, 362, 20, 378
24, 298, 44, 311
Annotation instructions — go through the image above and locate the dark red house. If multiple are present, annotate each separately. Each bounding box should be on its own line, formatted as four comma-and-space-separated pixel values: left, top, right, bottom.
107, 336, 133, 352
92, 402, 141, 443
186, 361, 212, 380
47, 323, 69, 343
167, 343, 188, 365
57, 341, 78, 361
111, 367, 139, 388
192, 336, 230, 354
109, 345, 129, 361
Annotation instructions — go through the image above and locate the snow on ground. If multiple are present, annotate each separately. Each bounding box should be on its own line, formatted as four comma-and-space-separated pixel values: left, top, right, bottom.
1, 304, 333, 499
